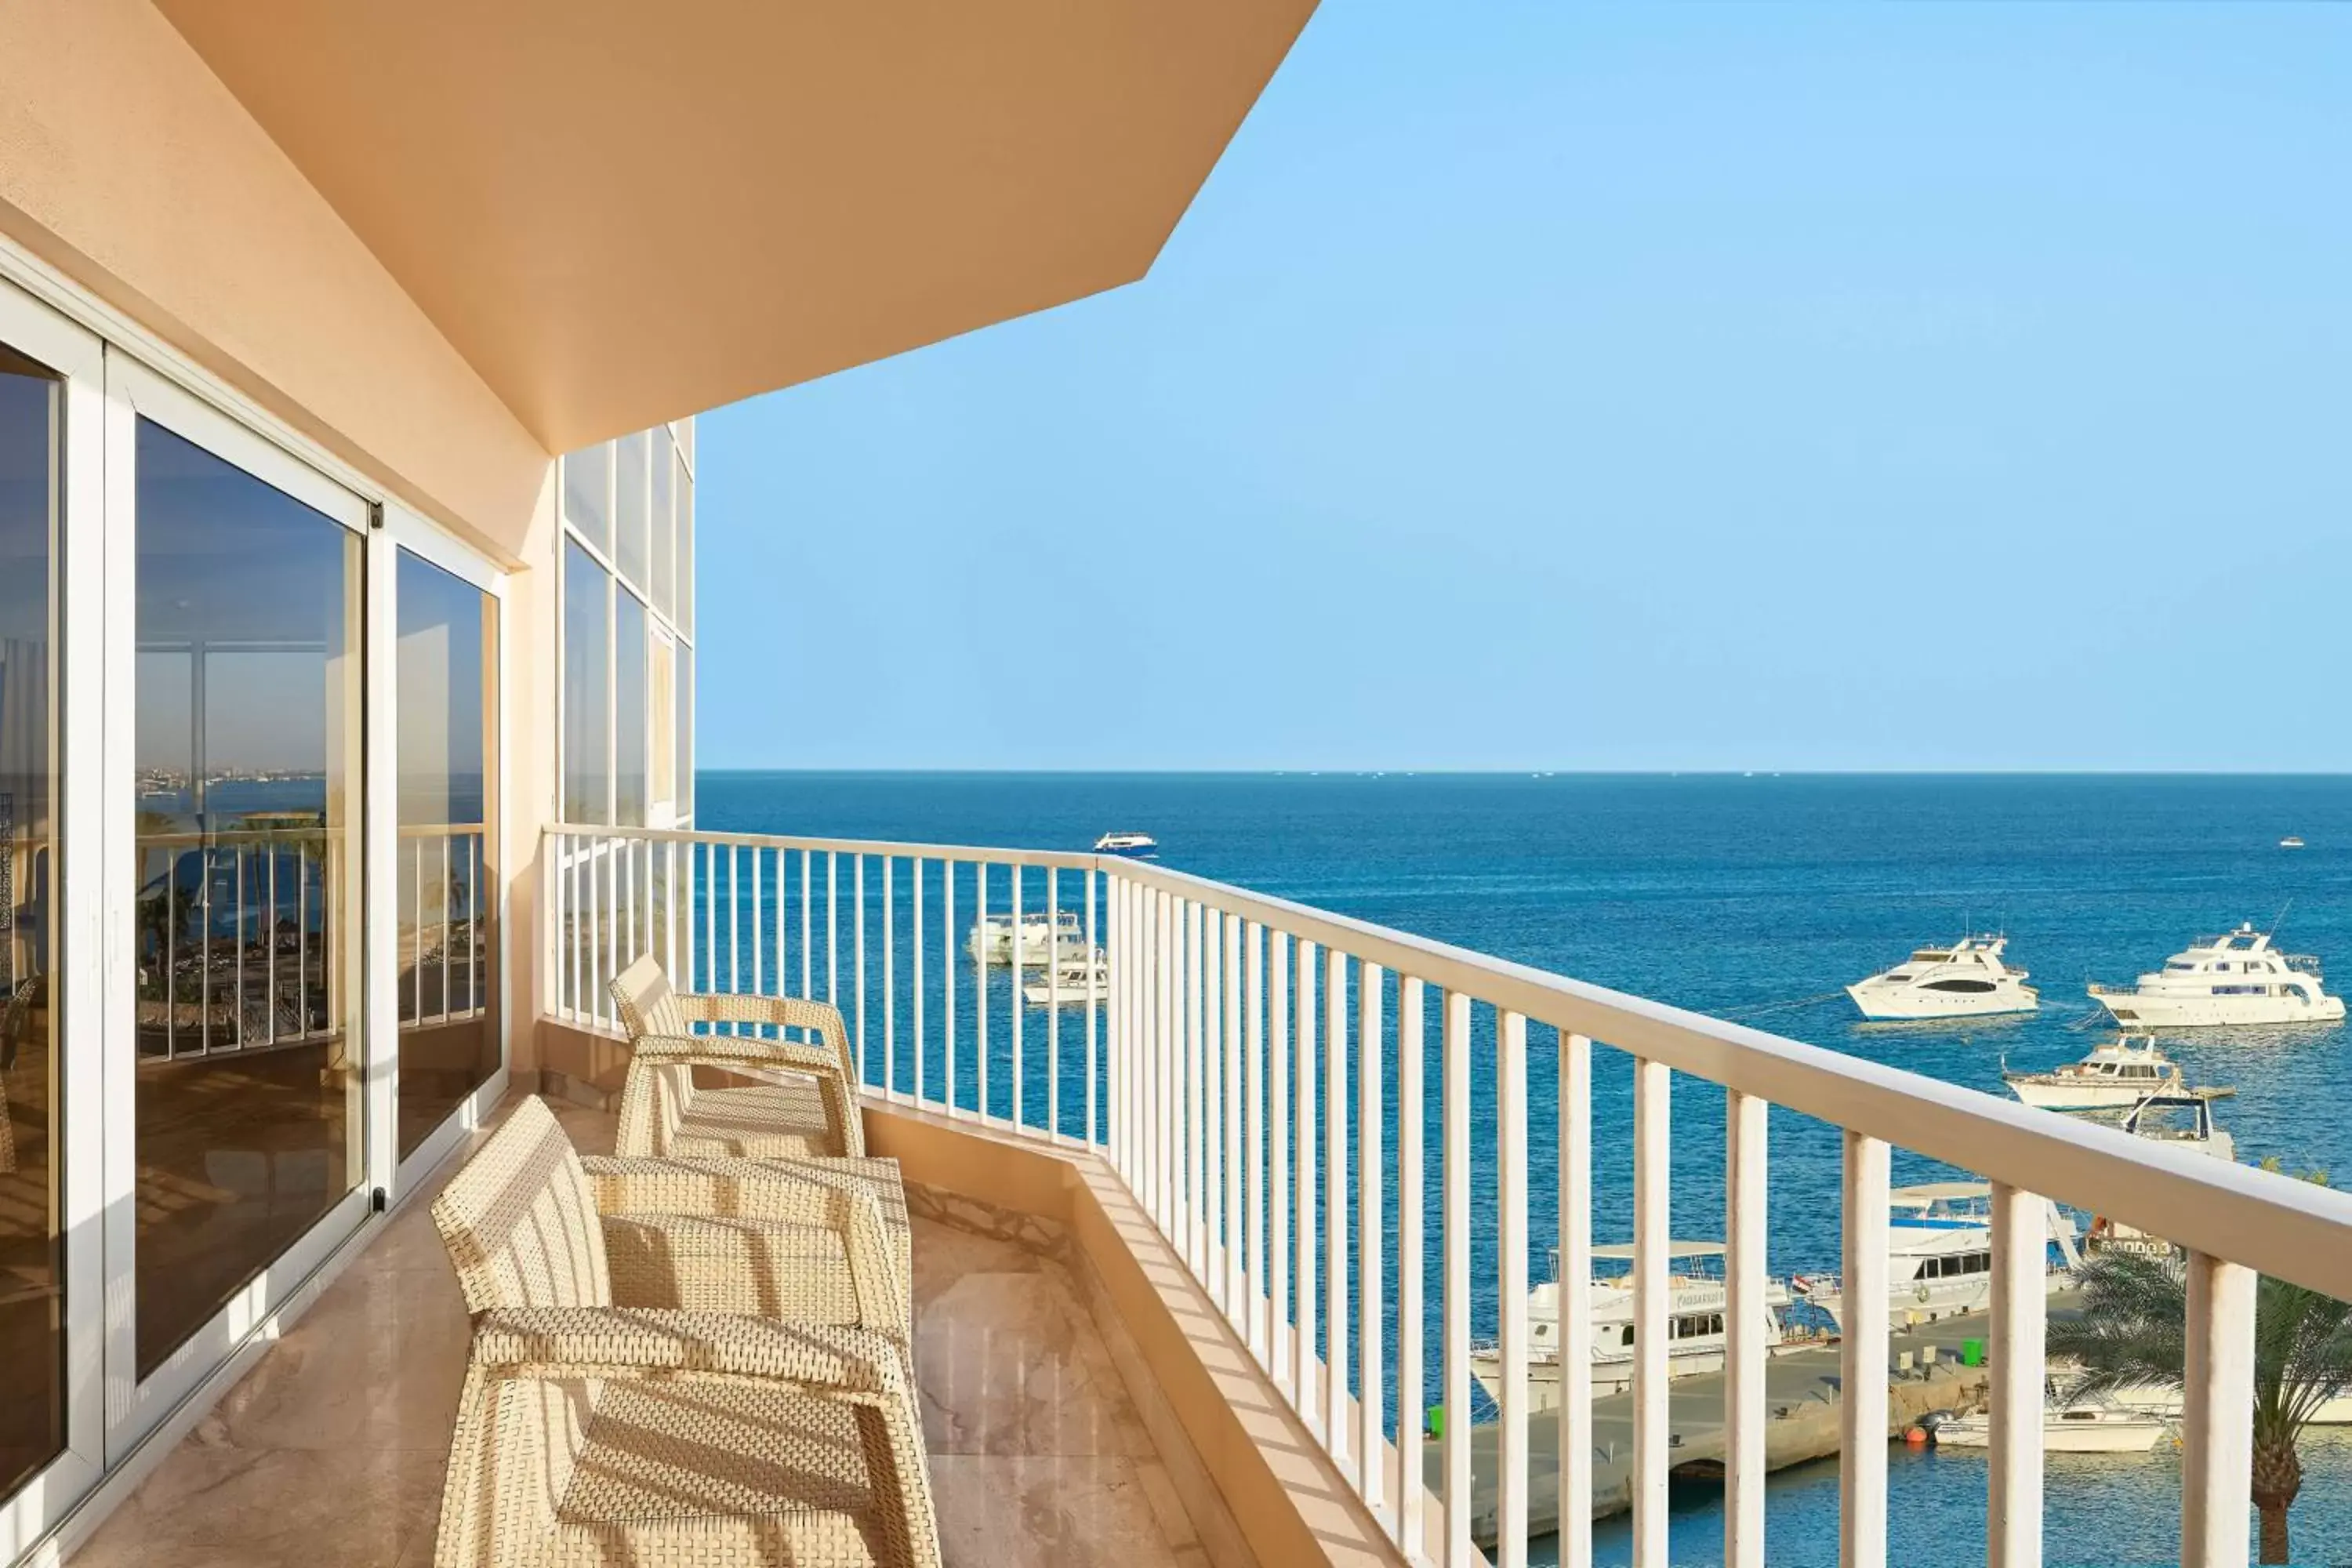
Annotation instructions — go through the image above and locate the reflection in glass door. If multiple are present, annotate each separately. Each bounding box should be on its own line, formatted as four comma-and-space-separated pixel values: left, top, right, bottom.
129, 416, 364, 1378
394, 550, 498, 1160
0, 343, 61, 1498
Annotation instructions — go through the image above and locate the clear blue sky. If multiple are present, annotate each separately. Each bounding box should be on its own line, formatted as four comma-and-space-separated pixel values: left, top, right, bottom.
697, 3, 2350, 771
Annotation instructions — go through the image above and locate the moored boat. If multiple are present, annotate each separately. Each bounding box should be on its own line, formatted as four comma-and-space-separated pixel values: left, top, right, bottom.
1846, 935, 2037, 1020
1093, 830, 1157, 857
2088, 922, 2344, 1028
2002, 1035, 2195, 1112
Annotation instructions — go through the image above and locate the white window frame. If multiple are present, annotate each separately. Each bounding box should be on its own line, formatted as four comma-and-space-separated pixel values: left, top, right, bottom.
0, 266, 107, 1566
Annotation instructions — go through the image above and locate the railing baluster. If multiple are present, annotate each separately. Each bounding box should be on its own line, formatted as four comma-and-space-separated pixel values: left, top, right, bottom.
1633, 1057, 1670, 1568
854, 853, 866, 1077
1011, 862, 1025, 1130
727, 845, 741, 1014
1048, 866, 1061, 1138
1203, 904, 1224, 1305
2180, 1251, 2257, 1568
1359, 961, 1385, 1512
1243, 920, 1265, 1358
1499, 1010, 1531, 1568
1442, 988, 1472, 1568
1396, 975, 1425, 1556
973, 863, 987, 1120
1225, 912, 1245, 1324
1988, 1182, 2045, 1568
1326, 946, 1348, 1453
1185, 899, 1205, 1274
826, 849, 838, 1007
883, 857, 895, 1101
913, 858, 926, 1106
942, 858, 956, 1117
1087, 869, 1099, 1145
1295, 937, 1319, 1428
750, 840, 764, 1002
1726, 1090, 1769, 1568
1269, 929, 1293, 1392
1560, 1031, 1593, 1568
1841, 1131, 1890, 1568
1159, 889, 1177, 1235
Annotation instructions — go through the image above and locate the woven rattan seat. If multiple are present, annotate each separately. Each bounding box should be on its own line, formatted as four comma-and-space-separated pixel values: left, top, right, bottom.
430, 1098, 939, 1567
609, 955, 866, 1160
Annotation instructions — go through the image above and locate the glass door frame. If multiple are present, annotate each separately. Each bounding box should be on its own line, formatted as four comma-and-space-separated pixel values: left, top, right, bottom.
97, 354, 376, 1461
0, 270, 107, 1565
379, 505, 510, 1196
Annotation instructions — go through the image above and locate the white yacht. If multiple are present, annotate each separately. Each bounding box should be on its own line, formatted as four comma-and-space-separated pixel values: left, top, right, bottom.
2002, 1036, 2187, 1112
1846, 935, 2037, 1020
1935, 1393, 2168, 1454
1470, 1242, 1794, 1412
1021, 949, 1108, 1007
2088, 923, 2344, 1028
1093, 830, 1156, 857
1791, 1182, 2080, 1332
967, 909, 1087, 967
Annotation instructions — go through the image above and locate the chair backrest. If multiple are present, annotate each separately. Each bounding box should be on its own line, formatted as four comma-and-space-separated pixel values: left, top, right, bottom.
609, 953, 689, 1042
431, 1096, 612, 1312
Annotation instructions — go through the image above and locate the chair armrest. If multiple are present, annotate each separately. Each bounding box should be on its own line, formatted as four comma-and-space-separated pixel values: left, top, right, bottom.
583, 1153, 902, 1225
470, 1305, 904, 1398
629, 1029, 844, 1083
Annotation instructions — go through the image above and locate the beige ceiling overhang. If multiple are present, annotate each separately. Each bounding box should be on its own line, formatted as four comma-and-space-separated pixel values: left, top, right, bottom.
154, 1, 1317, 452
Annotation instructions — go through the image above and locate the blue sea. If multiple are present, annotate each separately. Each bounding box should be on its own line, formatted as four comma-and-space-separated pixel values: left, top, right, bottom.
700, 771, 2352, 1566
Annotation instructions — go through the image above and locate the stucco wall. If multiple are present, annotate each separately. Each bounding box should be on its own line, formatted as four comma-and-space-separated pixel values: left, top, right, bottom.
0, 0, 550, 564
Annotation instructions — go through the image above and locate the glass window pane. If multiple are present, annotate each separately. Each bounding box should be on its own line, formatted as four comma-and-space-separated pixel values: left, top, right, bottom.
132, 417, 364, 1378
614, 431, 648, 589
650, 431, 674, 622
394, 551, 499, 1161
614, 590, 647, 827
677, 460, 693, 638
649, 637, 674, 811
676, 644, 692, 819
562, 542, 609, 824
562, 442, 610, 558
0, 343, 60, 1495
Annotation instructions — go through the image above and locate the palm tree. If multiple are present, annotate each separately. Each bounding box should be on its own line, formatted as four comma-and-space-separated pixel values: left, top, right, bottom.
2049, 1245, 2352, 1563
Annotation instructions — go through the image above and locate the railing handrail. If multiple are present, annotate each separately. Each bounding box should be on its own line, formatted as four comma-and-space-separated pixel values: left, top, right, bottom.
543, 822, 2352, 1306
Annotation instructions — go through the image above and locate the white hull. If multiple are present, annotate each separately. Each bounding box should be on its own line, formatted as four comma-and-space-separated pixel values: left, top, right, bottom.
1936, 1408, 2167, 1454
2008, 1080, 2169, 1112
1798, 1265, 2068, 1332
1848, 984, 2037, 1021
2091, 990, 2345, 1028
1469, 1342, 1747, 1411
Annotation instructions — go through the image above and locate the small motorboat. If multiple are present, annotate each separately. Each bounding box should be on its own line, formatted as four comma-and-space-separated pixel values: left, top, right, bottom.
1934, 1393, 2169, 1454
2281, 837, 2307, 849
1093, 830, 1156, 857
1022, 950, 1108, 1007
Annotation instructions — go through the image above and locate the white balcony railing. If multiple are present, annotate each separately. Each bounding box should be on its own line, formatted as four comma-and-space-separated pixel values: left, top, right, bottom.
545, 824, 2352, 1568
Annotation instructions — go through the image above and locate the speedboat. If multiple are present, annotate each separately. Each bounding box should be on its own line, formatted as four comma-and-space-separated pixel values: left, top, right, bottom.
2002, 1036, 2187, 1112
1934, 1390, 2168, 1454
1021, 950, 1108, 1007
1846, 935, 2037, 1020
2087, 923, 2344, 1027
2280, 837, 2307, 849
1093, 830, 1156, 857
966, 908, 1087, 967
1791, 1182, 2080, 1332
1469, 1241, 1795, 1411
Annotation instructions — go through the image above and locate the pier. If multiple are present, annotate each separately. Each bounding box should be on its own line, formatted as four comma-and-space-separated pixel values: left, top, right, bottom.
1447, 1307, 2020, 1548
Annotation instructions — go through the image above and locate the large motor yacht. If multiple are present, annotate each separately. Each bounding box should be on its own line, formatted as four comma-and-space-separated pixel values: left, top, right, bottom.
2087, 923, 2344, 1027
1791, 1183, 2080, 1332
1469, 1242, 1795, 1412
967, 908, 1087, 967
2002, 1035, 2188, 1111
1846, 935, 2037, 1020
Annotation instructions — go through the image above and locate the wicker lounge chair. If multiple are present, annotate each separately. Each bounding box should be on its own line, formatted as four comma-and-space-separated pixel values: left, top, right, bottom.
430, 1096, 940, 1567
608, 955, 868, 1161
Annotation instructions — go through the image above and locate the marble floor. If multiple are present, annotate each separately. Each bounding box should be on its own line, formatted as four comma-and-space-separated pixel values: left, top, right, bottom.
67, 1099, 1210, 1568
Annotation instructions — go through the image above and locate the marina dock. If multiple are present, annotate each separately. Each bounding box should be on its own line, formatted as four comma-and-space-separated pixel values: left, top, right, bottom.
1446, 1307, 2025, 1548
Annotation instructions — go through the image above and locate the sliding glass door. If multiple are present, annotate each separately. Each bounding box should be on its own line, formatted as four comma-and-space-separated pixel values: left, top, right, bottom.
390, 537, 502, 1177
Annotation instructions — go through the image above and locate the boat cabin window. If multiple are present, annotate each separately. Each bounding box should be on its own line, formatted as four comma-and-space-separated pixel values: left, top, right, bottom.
1925, 978, 1996, 993
2166, 962, 2196, 972
1919, 1251, 1991, 1279
1620, 1326, 1635, 1348
1910, 951, 1951, 963
1668, 1312, 1725, 1341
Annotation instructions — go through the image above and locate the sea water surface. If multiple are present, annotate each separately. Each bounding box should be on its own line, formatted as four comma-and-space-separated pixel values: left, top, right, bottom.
699, 771, 2352, 1566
